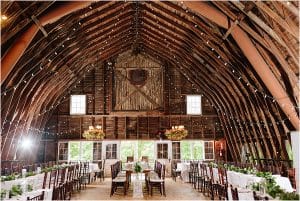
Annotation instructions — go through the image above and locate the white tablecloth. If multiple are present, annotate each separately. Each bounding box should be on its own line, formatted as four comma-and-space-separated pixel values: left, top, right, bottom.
1, 173, 53, 200
227, 171, 294, 193
227, 187, 253, 201
89, 163, 100, 173
176, 163, 190, 182
273, 175, 294, 192
1, 173, 45, 191
206, 167, 219, 183
131, 173, 144, 198
227, 171, 263, 188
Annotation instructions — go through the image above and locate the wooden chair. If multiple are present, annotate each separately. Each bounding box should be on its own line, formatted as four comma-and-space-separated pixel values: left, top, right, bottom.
195, 163, 205, 192
217, 167, 228, 200
63, 166, 74, 200
127, 156, 134, 162
95, 160, 105, 181
202, 164, 214, 199
149, 164, 166, 196
253, 191, 269, 201
73, 164, 81, 191
141, 156, 149, 162
231, 185, 239, 200
110, 162, 127, 196
171, 160, 181, 182
27, 193, 44, 200
79, 162, 90, 190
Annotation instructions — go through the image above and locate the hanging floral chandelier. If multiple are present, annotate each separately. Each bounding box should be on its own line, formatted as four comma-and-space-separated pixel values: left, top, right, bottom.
83, 125, 105, 140
165, 125, 188, 141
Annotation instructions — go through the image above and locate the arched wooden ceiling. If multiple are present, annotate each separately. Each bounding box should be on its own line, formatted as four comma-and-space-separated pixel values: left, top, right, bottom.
1, 1, 299, 161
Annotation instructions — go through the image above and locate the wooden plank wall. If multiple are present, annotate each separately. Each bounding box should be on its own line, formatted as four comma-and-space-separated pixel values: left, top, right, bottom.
44, 53, 223, 141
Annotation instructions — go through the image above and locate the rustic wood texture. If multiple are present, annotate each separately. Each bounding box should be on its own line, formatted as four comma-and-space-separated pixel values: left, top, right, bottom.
114, 51, 163, 111
1, 1, 298, 166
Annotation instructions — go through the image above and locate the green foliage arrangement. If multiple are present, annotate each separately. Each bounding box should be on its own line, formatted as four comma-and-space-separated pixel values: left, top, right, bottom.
1, 189, 6, 200
251, 183, 260, 191
279, 192, 300, 200
224, 163, 299, 200
41, 167, 53, 173
134, 162, 142, 173
27, 184, 33, 192
1, 174, 15, 182
9, 185, 22, 198
25, 171, 36, 177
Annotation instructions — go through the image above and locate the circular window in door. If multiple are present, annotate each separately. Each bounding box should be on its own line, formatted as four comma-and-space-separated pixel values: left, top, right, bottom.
129, 69, 148, 86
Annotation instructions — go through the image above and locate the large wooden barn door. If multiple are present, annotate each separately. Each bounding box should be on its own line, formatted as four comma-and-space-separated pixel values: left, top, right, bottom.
113, 51, 163, 111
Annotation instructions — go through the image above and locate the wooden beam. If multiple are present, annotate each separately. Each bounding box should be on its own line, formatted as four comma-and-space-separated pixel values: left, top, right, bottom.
254, 1, 298, 39
222, 2, 255, 40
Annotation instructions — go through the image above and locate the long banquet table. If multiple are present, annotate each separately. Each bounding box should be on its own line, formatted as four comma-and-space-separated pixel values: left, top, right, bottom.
1, 173, 53, 200
1, 163, 101, 200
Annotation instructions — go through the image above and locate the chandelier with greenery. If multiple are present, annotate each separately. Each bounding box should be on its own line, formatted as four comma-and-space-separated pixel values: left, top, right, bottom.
83, 125, 105, 140
165, 125, 188, 140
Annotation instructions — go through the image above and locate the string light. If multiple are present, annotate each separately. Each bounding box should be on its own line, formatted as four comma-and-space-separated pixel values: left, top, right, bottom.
1, 2, 296, 139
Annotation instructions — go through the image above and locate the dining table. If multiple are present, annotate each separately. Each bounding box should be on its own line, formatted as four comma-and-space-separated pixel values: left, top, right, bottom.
1, 173, 53, 200
226, 171, 295, 200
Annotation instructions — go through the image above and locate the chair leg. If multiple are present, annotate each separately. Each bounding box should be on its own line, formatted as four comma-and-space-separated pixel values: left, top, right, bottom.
110, 183, 114, 197
124, 183, 126, 195
163, 182, 166, 196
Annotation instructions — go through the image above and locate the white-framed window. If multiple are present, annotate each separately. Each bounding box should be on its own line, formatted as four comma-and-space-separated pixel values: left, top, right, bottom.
172, 142, 181, 159
58, 142, 68, 161
204, 141, 214, 160
180, 140, 204, 160
155, 141, 172, 159
186, 95, 202, 115
70, 95, 86, 114
93, 142, 102, 161
106, 144, 117, 159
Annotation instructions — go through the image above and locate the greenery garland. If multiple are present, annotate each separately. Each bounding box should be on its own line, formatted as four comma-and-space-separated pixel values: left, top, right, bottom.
221, 163, 299, 200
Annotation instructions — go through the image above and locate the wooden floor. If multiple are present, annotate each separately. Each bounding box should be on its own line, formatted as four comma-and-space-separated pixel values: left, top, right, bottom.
72, 178, 210, 200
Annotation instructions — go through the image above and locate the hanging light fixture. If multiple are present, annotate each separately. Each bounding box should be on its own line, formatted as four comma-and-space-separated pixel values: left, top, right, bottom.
165, 125, 188, 141
83, 125, 105, 140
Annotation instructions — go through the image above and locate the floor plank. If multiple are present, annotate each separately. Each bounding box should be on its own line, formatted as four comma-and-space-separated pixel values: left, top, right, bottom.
72, 178, 210, 200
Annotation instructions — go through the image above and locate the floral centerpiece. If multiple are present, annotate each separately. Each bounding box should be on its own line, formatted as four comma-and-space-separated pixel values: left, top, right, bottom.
83, 125, 105, 140
134, 162, 142, 173
165, 125, 188, 140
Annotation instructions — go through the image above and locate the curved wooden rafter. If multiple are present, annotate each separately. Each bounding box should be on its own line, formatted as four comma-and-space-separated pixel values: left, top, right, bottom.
1, 1, 298, 162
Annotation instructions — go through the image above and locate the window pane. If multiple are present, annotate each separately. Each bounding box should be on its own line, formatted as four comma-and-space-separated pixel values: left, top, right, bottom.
204, 141, 214, 160
193, 141, 204, 160
106, 144, 117, 159
120, 141, 136, 162
172, 142, 180, 159
187, 95, 202, 115
93, 142, 102, 161
157, 143, 168, 159
58, 143, 68, 161
181, 141, 192, 160
138, 141, 154, 162
70, 95, 86, 114
81, 142, 93, 161
69, 142, 80, 161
